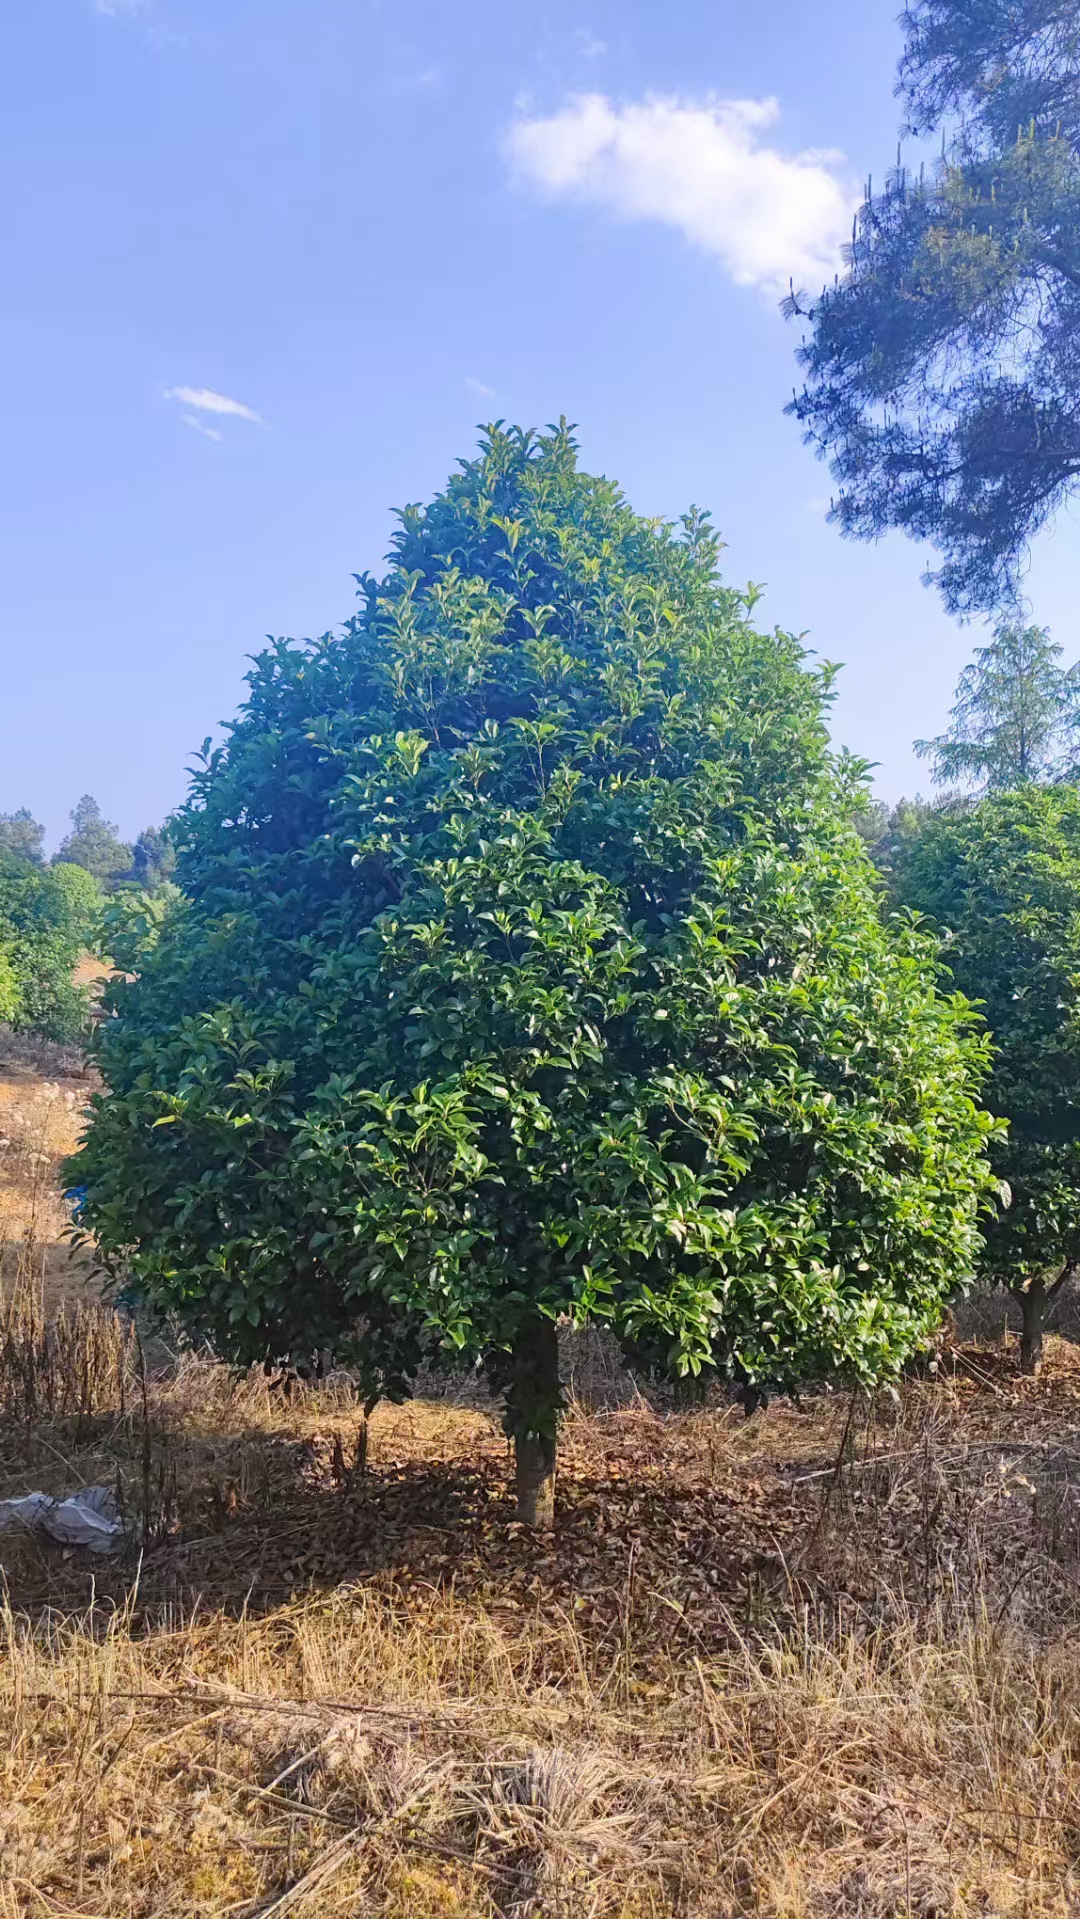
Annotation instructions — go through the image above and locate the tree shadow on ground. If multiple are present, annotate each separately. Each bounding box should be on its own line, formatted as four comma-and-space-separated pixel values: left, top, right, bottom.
5, 1339, 1080, 1643
0, 1409, 812, 1652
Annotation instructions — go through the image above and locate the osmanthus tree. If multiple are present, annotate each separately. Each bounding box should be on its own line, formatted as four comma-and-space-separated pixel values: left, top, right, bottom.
70, 424, 998, 1523
893, 786, 1080, 1373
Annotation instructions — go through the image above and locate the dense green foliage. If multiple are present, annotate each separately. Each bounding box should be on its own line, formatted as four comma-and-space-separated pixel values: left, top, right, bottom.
0, 943, 18, 1026
72, 425, 997, 1453
787, 0, 1080, 614
915, 625, 1080, 791
857, 795, 940, 886
0, 855, 101, 1040
58, 795, 133, 889
892, 785, 1080, 1362
131, 826, 177, 891
0, 809, 46, 864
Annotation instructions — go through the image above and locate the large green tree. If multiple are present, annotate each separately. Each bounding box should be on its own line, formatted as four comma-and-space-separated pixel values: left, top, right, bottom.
787, 0, 1080, 614
70, 425, 996, 1523
915, 624, 1080, 790
893, 784, 1080, 1372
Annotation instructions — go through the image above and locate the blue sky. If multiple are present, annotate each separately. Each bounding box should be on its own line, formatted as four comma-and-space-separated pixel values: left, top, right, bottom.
4, 0, 1079, 848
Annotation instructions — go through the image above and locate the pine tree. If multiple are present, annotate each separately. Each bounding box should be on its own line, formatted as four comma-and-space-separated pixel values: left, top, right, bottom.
57, 796, 132, 888
915, 625, 1080, 791
131, 826, 177, 890
788, 1, 1080, 614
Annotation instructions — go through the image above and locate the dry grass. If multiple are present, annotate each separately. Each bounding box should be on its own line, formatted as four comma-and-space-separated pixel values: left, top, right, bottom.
2, 1070, 1080, 1912
3, 1570, 1079, 1915
0, 1024, 93, 1086
0, 1054, 90, 1260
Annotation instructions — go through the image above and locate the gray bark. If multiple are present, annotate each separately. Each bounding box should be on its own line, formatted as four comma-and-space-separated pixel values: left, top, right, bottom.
509, 1317, 559, 1528
514, 1429, 557, 1528
1018, 1279, 1047, 1376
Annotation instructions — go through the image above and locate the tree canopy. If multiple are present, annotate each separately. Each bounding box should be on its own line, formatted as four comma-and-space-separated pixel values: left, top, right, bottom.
70, 424, 997, 1521
58, 795, 133, 889
898, 0, 1080, 143
892, 783, 1080, 1370
131, 826, 177, 891
915, 624, 1080, 791
0, 808, 46, 865
787, 0, 1080, 614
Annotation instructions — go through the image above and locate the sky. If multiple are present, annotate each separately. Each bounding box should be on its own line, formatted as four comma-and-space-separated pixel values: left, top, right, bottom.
4, 0, 1080, 849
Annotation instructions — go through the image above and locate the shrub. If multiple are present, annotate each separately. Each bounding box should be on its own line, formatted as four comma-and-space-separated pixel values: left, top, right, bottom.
893, 783, 1080, 1372
0, 853, 101, 1042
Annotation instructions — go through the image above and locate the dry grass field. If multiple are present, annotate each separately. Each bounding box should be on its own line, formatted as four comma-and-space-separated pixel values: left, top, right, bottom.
1, 1048, 1080, 1917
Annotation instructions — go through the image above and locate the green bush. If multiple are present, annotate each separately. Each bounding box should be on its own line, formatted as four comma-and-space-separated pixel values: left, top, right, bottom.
0, 853, 101, 1042
0, 943, 18, 1026
70, 424, 998, 1519
893, 784, 1080, 1371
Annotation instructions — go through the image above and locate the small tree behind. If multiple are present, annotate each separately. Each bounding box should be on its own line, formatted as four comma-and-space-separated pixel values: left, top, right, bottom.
131, 826, 177, 891
70, 425, 997, 1522
857, 795, 941, 883
915, 626, 1080, 793
894, 786, 1080, 1372
0, 809, 46, 865
57, 796, 132, 889
0, 854, 101, 1040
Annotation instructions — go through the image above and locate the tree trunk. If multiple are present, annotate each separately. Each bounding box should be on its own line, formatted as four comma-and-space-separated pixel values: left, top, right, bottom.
508, 1317, 560, 1529
1017, 1279, 1047, 1377
515, 1429, 556, 1529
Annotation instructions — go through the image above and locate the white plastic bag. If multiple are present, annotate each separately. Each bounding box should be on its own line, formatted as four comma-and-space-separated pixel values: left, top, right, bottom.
0, 1486, 125, 1553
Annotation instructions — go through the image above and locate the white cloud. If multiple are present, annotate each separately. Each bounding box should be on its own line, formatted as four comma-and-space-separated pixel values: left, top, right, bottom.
164, 386, 263, 424
182, 415, 223, 443
575, 29, 606, 58
95, 0, 152, 16
465, 376, 496, 400
505, 92, 857, 295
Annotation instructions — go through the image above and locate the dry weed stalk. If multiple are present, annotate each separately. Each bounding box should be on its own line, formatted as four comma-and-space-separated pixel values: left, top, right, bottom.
0, 1245, 134, 1430
0, 1073, 85, 1247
